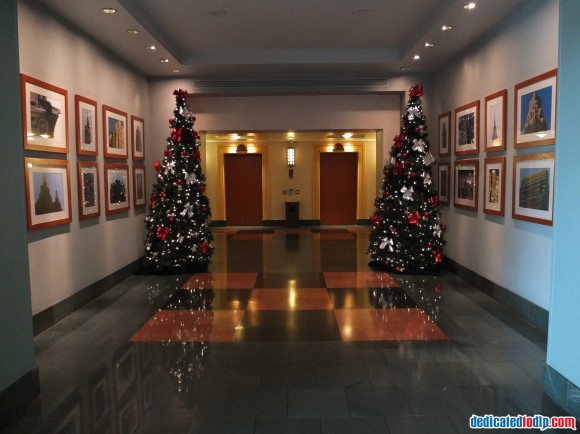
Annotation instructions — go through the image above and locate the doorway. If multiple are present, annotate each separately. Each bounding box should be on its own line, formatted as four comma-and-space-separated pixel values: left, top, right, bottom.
319, 152, 358, 225
224, 154, 263, 226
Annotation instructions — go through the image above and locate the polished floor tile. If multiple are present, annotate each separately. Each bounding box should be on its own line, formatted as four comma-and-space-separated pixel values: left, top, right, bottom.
323, 271, 399, 288
247, 288, 333, 310
181, 272, 258, 289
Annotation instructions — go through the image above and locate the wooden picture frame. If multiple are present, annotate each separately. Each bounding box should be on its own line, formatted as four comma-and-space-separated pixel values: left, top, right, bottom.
21, 74, 69, 153
75, 95, 98, 156
133, 165, 146, 209
484, 89, 507, 152
454, 100, 479, 156
512, 153, 555, 225
24, 158, 72, 231
103, 105, 128, 159
438, 112, 451, 157
104, 163, 130, 214
514, 69, 557, 148
454, 159, 478, 211
77, 161, 100, 220
483, 156, 506, 216
131, 115, 145, 160
438, 162, 450, 205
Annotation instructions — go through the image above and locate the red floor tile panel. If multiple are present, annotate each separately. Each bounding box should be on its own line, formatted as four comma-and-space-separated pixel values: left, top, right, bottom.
247, 288, 333, 310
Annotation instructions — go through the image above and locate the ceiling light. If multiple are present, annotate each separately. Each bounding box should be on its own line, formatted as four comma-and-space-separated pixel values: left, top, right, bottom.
424, 42, 435, 47
230, 134, 241, 140
127, 29, 139, 35
412, 55, 421, 60
209, 10, 227, 17
160, 58, 169, 63
145, 45, 156, 50
400, 66, 411, 71
171, 69, 181, 73
463, 2, 476, 10
441, 25, 453, 31
102, 7, 117, 14
342, 132, 353, 139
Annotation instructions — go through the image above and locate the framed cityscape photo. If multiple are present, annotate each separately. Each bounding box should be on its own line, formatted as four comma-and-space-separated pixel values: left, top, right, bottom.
438, 162, 450, 205
438, 112, 451, 157
75, 95, 98, 156
77, 161, 100, 220
483, 156, 506, 216
484, 89, 507, 152
133, 165, 146, 209
454, 159, 478, 211
514, 69, 557, 148
512, 153, 555, 225
104, 163, 130, 214
24, 158, 72, 231
455, 100, 479, 156
21, 74, 69, 153
131, 115, 145, 160
103, 105, 128, 159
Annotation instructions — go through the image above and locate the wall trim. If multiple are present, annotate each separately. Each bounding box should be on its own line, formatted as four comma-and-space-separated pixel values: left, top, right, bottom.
0, 368, 39, 429
544, 364, 580, 418
356, 219, 371, 226
32, 259, 142, 335
444, 256, 548, 331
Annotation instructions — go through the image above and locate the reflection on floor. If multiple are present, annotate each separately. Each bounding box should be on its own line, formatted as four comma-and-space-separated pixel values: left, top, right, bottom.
4, 228, 569, 434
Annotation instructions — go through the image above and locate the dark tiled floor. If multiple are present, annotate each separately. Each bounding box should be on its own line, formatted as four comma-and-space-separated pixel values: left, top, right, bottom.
3, 228, 573, 433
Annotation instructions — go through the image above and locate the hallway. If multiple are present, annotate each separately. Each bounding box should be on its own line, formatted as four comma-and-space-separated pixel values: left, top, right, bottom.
5, 228, 566, 433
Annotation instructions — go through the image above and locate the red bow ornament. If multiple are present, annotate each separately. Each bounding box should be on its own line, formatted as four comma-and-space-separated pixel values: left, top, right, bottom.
430, 195, 439, 208
199, 241, 209, 254
392, 162, 405, 175
433, 251, 442, 264
371, 215, 381, 227
156, 226, 169, 241
173, 88, 189, 98
171, 127, 183, 143
407, 211, 421, 226
153, 160, 162, 173
409, 85, 424, 98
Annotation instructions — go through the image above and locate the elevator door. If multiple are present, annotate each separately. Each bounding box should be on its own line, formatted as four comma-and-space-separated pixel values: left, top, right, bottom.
319, 152, 358, 225
225, 154, 263, 226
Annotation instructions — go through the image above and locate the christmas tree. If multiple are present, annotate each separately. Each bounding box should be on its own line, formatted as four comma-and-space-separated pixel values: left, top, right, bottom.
143, 89, 214, 273
367, 85, 445, 274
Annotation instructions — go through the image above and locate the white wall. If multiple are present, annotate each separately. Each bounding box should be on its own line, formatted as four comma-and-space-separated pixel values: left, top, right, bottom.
429, 0, 558, 310
19, 1, 149, 314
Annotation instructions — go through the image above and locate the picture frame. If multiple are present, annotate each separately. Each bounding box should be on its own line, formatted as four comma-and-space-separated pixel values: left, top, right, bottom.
483, 156, 506, 216
438, 111, 451, 157
77, 161, 100, 220
75, 95, 98, 156
514, 69, 557, 148
133, 165, 146, 209
484, 89, 507, 152
438, 162, 450, 205
104, 163, 130, 215
131, 115, 145, 160
103, 105, 128, 159
21, 74, 69, 153
512, 152, 555, 225
454, 159, 478, 211
24, 158, 72, 231
454, 100, 479, 156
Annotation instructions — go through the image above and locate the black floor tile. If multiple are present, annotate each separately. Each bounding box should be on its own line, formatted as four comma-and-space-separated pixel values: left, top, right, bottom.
288, 388, 350, 418
255, 418, 321, 434
321, 417, 389, 434
345, 387, 413, 417
385, 415, 458, 434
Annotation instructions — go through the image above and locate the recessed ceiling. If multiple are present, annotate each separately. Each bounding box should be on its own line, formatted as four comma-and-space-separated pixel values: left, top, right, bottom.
204, 130, 378, 144
36, 0, 533, 80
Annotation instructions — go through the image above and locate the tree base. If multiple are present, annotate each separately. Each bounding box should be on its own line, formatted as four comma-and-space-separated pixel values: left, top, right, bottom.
139, 259, 209, 275
367, 260, 445, 276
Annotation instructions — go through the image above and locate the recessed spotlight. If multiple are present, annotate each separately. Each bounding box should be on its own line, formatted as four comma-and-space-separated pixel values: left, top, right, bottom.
424, 42, 435, 47
463, 2, 476, 10
342, 132, 353, 139
230, 134, 241, 140
412, 55, 421, 60
171, 69, 181, 73
102, 7, 117, 14
127, 29, 140, 35
400, 66, 411, 71
353, 7, 371, 15
160, 58, 169, 63
441, 25, 453, 31
209, 9, 227, 17
145, 45, 156, 50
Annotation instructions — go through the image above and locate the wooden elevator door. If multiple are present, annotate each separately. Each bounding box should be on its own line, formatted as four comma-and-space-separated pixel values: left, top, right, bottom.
320, 152, 358, 225
225, 154, 263, 226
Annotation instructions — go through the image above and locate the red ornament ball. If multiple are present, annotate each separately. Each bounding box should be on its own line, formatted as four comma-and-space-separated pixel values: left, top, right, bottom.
403, 153, 408, 158
169, 216, 174, 222
177, 179, 183, 185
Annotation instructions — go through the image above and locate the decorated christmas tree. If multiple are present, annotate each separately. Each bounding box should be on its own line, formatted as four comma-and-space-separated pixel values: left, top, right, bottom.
143, 89, 214, 273
367, 85, 445, 274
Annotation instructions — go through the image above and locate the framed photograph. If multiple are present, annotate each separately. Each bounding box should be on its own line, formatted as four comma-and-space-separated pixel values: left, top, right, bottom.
514, 69, 557, 148
103, 105, 128, 159
438, 112, 451, 157
454, 159, 478, 211
21, 74, 69, 153
131, 115, 145, 160
104, 163, 130, 215
512, 153, 555, 225
77, 161, 100, 220
483, 156, 506, 216
485, 89, 507, 152
454, 100, 479, 156
75, 95, 98, 156
24, 158, 72, 231
133, 165, 146, 209
438, 162, 450, 205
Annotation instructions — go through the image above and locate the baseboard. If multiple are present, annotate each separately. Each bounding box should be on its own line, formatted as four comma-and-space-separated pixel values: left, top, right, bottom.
210, 220, 226, 227
0, 368, 39, 429
356, 219, 371, 226
32, 259, 142, 335
544, 364, 580, 418
444, 256, 549, 331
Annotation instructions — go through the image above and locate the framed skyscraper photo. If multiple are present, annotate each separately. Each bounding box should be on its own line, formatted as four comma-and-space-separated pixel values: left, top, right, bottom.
131, 115, 145, 160
24, 158, 72, 231
103, 105, 128, 159
483, 156, 505, 216
512, 153, 555, 225
75, 95, 98, 156
77, 161, 100, 220
454, 100, 479, 156
484, 89, 507, 152
514, 69, 557, 148
438, 111, 451, 157
454, 159, 478, 211
104, 163, 130, 215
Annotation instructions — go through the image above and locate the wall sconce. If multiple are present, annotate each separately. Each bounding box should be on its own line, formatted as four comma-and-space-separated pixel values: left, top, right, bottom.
287, 142, 295, 179
236, 144, 247, 153
333, 143, 344, 152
